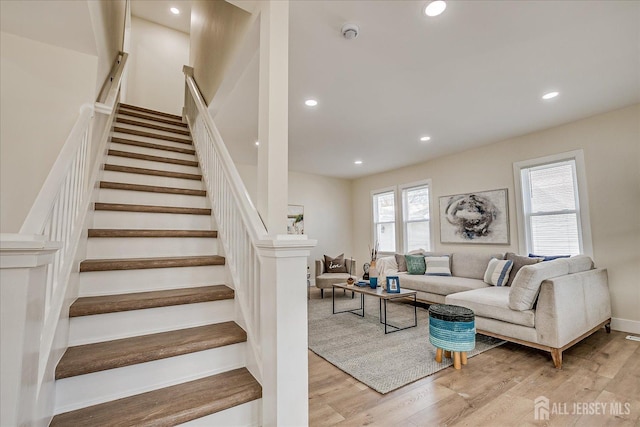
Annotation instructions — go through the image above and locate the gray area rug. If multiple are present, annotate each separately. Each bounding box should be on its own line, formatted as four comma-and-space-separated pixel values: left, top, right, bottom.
308, 292, 504, 394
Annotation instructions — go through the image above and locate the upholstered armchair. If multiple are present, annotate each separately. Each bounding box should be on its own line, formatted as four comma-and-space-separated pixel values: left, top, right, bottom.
315, 258, 357, 298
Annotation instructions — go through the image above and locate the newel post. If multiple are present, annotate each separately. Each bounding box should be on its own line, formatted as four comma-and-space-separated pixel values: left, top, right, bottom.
257, 236, 317, 427
0, 234, 59, 427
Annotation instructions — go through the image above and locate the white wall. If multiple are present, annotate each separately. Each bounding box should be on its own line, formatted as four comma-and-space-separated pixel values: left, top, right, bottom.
126, 16, 189, 115
236, 164, 354, 275
0, 32, 97, 233
352, 104, 640, 329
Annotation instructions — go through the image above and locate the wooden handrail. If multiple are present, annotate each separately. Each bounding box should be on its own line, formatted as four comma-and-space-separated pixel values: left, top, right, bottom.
95, 51, 129, 115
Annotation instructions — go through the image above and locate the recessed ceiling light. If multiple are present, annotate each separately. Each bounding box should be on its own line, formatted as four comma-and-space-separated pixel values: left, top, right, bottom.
424, 1, 447, 17
305, 99, 318, 107
255, 141, 260, 146
420, 136, 431, 142
354, 160, 363, 165
542, 91, 559, 100
170, 7, 180, 15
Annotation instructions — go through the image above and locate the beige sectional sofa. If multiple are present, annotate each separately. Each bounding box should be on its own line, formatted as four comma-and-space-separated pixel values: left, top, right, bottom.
377, 252, 611, 368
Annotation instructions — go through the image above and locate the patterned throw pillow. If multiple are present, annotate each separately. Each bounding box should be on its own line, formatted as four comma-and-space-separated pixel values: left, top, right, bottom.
483, 258, 514, 286
405, 255, 426, 275
324, 254, 348, 273
424, 256, 452, 276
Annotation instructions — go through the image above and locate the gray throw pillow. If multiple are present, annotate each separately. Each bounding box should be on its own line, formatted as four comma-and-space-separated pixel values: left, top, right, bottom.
324, 254, 348, 273
505, 252, 542, 287
395, 253, 408, 272
405, 255, 426, 275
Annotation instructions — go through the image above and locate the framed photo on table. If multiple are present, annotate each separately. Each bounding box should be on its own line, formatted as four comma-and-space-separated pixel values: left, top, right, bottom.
386, 276, 400, 293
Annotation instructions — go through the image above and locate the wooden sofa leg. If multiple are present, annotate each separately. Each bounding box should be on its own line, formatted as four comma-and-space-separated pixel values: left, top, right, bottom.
550, 348, 563, 369
605, 322, 611, 333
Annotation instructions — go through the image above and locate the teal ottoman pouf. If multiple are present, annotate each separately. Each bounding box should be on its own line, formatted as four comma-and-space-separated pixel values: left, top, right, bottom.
428, 304, 475, 369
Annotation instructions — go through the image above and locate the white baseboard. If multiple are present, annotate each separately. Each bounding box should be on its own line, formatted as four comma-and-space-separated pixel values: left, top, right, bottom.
611, 317, 640, 334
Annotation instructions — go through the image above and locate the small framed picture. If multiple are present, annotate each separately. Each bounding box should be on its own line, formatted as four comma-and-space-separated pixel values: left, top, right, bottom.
386, 276, 400, 293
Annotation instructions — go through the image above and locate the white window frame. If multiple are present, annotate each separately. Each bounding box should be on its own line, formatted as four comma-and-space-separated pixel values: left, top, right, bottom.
513, 150, 593, 257
372, 187, 398, 254
400, 179, 433, 253
371, 180, 434, 255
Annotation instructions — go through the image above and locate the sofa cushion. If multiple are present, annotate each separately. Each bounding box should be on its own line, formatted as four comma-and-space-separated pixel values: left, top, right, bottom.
483, 258, 513, 286
505, 252, 542, 287
446, 287, 535, 328
324, 254, 348, 273
566, 255, 594, 274
509, 259, 570, 311
398, 273, 489, 296
451, 252, 504, 279
316, 273, 354, 289
425, 256, 452, 276
405, 255, 426, 275
395, 254, 407, 272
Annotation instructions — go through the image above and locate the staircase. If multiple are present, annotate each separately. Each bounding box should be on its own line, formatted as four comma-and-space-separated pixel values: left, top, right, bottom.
50, 104, 262, 426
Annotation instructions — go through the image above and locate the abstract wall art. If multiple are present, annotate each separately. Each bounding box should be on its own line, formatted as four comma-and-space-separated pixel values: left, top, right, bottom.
287, 204, 304, 235
439, 189, 509, 244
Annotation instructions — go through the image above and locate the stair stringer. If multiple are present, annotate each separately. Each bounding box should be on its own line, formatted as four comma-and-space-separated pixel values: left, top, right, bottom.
38, 106, 119, 426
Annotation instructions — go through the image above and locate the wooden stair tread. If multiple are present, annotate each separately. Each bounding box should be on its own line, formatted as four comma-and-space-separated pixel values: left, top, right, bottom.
80, 255, 225, 272
70, 285, 233, 317
118, 109, 188, 127
110, 136, 196, 155
113, 127, 191, 145
50, 368, 261, 426
99, 181, 206, 196
103, 164, 202, 180
95, 202, 211, 215
108, 149, 198, 167
88, 229, 217, 238
55, 322, 245, 379
116, 117, 191, 136
118, 103, 183, 121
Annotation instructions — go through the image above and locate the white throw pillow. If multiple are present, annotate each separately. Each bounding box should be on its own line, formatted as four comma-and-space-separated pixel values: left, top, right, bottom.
484, 258, 513, 286
424, 256, 452, 276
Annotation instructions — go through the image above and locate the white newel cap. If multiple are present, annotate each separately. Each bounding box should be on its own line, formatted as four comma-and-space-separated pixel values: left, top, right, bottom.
0, 234, 60, 269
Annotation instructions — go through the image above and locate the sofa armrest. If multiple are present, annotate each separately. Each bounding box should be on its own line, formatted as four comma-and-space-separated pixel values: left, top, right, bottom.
315, 259, 324, 277
535, 268, 611, 348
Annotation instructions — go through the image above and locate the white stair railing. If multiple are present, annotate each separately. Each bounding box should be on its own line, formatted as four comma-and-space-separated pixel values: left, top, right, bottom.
183, 66, 268, 380
4, 51, 129, 424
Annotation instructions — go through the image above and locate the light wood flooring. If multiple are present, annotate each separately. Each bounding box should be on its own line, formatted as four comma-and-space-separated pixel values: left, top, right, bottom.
307, 288, 640, 426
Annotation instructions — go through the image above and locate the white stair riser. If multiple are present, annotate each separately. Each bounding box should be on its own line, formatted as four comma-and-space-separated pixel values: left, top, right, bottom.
114, 122, 191, 140
54, 343, 247, 414
179, 399, 261, 427
79, 265, 227, 296
93, 210, 213, 230
101, 170, 204, 190
116, 114, 186, 131
106, 155, 200, 175
111, 132, 194, 151
118, 108, 182, 122
97, 189, 209, 209
86, 236, 218, 259
68, 299, 234, 345
109, 142, 197, 162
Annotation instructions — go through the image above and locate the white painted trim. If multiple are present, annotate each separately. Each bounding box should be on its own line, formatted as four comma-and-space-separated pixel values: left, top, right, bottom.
512, 149, 593, 257
399, 179, 433, 252
611, 317, 640, 334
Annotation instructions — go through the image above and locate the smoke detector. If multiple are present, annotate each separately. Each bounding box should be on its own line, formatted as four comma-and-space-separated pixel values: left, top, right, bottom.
341, 23, 359, 40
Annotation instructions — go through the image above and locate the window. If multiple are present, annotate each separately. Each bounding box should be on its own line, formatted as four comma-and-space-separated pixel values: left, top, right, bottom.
402, 184, 431, 252
514, 151, 592, 256
373, 190, 396, 252
372, 180, 432, 254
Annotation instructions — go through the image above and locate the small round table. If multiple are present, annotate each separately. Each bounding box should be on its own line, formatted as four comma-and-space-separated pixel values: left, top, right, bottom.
428, 304, 475, 369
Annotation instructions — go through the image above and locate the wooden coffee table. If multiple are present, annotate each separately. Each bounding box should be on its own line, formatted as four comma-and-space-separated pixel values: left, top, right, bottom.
332, 283, 417, 334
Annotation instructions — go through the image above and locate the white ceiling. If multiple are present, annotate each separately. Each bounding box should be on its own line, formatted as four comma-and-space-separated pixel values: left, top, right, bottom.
136, 0, 640, 180
131, 0, 191, 34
